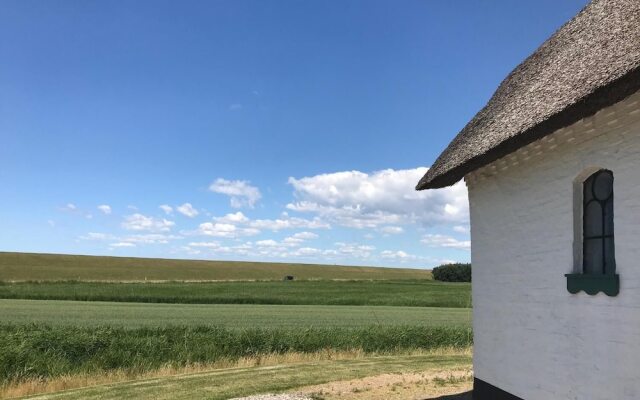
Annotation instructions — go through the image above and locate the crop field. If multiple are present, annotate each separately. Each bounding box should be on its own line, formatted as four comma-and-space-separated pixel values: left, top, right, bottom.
0, 280, 471, 307
0, 252, 472, 399
17, 353, 473, 400
0, 324, 472, 385
0, 252, 432, 281
0, 299, 471, 328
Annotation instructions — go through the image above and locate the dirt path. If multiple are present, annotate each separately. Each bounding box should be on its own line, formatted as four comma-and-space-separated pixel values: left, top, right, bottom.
289, 368, 472, 400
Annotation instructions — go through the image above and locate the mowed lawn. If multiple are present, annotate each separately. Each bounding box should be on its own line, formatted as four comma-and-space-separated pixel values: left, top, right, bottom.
20, 353, 472, 400
0, 280, 471, 307
0, 299, 471, 328
0, 252, 432, 281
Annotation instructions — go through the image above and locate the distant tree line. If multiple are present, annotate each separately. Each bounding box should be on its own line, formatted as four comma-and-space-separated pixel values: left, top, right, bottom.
432, 263, 471, 282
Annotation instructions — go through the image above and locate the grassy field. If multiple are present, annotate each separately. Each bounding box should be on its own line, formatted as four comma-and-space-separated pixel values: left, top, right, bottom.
0, 299, 471, 328
0, 252, 471, 399
0, 323, 472, 391
16, 352, 472, 400
0, 280, 471, 307
0, 252, 432, 281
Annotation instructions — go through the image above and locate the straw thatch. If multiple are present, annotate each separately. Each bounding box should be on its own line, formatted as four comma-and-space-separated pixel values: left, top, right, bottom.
417, 0, 640, 190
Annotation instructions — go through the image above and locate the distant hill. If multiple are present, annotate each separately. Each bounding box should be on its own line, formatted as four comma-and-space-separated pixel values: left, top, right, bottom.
0, 252, 431, 281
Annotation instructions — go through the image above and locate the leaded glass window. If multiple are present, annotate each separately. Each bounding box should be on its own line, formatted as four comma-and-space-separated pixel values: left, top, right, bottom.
582, 169, 615, 274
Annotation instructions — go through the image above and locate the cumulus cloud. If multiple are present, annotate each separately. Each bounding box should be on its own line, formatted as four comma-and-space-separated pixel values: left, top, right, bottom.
63, 203, 77, 211
380, 250, 416, 260
177, 203, 199, 218
290, 231, 319, 240
81, 232, 180, 245
193, 222, 260, 238
121, 214, 175, 233
421, 234, 471, 250
286, 168, 468, 229
256, 239, 279, 247
334, 242, 375, 259
188, 241, 220, 248
97, 205, 112, 215
123, 234, 181, 244
215, 211, 249, 224
248, 213, 330, 231
209, 179, 262, 208
378, 226, 404, 235
81, 232, 116, 240
159, 205, 173, 215
190, 212, 329, 238
110, 242, 136, 248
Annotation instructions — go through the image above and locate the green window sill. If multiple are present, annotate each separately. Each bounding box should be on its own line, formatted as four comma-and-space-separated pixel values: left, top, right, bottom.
565, 273, 619, 296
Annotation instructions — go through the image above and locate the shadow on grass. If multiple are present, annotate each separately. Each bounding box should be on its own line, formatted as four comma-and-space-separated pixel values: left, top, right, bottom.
424, 391, 472, 400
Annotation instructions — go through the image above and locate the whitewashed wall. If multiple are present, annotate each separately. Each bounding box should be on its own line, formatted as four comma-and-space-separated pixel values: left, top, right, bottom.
466, 90, 640, 400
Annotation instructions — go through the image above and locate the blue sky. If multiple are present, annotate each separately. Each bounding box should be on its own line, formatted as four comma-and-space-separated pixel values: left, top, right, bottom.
0, 0, 589, 268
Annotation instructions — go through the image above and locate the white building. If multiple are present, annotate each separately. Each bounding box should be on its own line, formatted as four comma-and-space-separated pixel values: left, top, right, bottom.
417, 1, 640, 399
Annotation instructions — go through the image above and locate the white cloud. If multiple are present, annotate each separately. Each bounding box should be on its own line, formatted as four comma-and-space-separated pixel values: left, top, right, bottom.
209, 179, 261, 208
215, 211, 249, 224
122, 214, 175, 233
123, 234, 181, 244
177, 203, 199, 218
256, 239, 279, 247
421, 234, 471, 250
195, 212, 328, 238
380, 250, 415, 260
286, 168, 468, 229
64, 203, 77, 211
248, 213, 329, 231
289, 231, 318, 240
334, 242, 375, 259
378, 226, 404, 235
110, 242, 136, 248
453, 225, 470, 234
291, 247, 322, 256
229, 103, 243, 111
188, 241, 221, 248
193, 222, 260, 238
81, 232, 180, 245
97, 205, 112, 215
159, 205, 173, 215
81, 232, 116, 240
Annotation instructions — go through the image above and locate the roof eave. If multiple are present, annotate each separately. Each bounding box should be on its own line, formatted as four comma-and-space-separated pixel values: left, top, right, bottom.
416, 66, 640, 191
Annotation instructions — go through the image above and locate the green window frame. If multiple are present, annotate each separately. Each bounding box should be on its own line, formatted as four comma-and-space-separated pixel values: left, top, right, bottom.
566, 169, 619, 296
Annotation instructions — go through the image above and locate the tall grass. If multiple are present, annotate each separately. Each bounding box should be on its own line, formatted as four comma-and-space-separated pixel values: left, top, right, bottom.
0, 324, 472, 384
0, 280, 472, 308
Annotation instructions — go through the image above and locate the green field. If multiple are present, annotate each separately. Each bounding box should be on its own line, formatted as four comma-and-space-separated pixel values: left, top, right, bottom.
20, 353, 472, 400
0, 299, 471, 328
0, 252, 471, 399
0, 280, 471, 307
0, 252, 432, 281
0, 323, 471, 385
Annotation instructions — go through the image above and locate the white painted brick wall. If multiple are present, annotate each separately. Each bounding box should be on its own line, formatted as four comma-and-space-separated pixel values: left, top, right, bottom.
466, 91, 640, 400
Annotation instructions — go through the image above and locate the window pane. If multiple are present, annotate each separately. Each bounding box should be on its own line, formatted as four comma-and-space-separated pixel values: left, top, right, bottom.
583, 176, 594, 203
584, 238, 603, 274
605, 237, 616, 274
593, 171, 613, 201
584, 201, 602, 237
604, 198, 614, 236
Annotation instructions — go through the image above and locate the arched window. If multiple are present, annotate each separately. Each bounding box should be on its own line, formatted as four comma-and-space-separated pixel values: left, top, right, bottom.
566, 169, 619, 296
582, 170, 615, 274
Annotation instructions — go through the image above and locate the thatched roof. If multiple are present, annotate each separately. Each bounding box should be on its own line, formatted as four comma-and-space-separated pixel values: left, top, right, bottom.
417, 0, 640, 190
